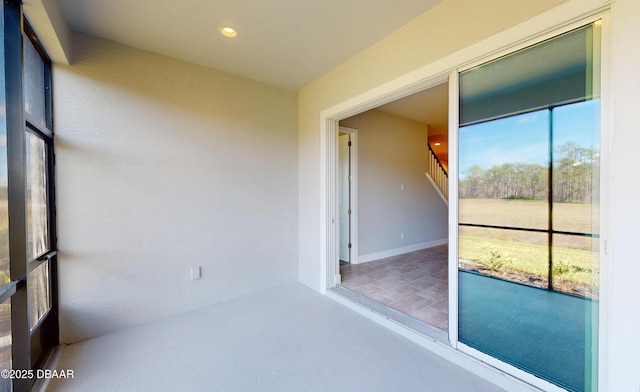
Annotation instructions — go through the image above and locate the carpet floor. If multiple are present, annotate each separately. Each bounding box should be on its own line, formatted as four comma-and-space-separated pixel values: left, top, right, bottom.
47, 283, 506, 392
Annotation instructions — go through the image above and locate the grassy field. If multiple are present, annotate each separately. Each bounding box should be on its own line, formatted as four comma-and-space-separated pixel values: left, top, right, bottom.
459, 198, 599, 234
458, 198, 599, 297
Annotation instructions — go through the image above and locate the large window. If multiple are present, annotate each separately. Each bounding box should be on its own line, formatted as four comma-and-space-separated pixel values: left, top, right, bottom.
0, 6, 13, 391
1, 1, 58, 390
458, 23, 600, 392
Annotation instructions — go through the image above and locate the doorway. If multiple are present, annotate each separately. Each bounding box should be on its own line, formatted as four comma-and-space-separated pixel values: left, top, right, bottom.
336, 82, 450, 333
338, 127, 357, 265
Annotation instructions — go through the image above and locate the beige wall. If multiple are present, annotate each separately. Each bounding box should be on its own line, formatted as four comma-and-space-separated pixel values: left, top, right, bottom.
340, 110, 447, 257
54, 33, 299, 343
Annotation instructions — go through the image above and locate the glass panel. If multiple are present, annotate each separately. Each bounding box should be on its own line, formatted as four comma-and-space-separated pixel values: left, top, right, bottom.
459, 269, 596, 392
23, 35, 46, 128
551, 235, 599, 298
459, 227, 548, 288
553, 100, 600, 234
458, 22, 600, 392
460, 25, 595, 126
28, 261, 50, 330
0, 5, 9, 287
0, 298, 11, 392
26, 132, 49, 261
459, 110, 549, 230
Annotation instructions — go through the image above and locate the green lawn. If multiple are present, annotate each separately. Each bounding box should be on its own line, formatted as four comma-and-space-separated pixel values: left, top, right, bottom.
459, 235, 598, 287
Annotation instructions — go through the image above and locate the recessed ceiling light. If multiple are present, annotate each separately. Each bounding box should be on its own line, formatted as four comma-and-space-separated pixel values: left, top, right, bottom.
434, 142, 441, 146
220, 26, 237, 38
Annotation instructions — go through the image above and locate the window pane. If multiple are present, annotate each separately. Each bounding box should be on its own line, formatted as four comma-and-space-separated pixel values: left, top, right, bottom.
458, 110, 549, 230
23, 35, 46, 128
553, 100, 600, 234
0, 298, 11, 392
26, 131, 49, 261
459, 227, 549, 288
28, 261, 50, 330
0, 6, 8, 287
551, 235, 599, 298
460, 25, 597, 126
0, 188, 8, 286
458, 269, 596, 391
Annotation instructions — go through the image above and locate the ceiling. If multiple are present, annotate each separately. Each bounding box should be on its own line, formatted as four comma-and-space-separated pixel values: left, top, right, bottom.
376, 83, 448, 132
57, 0, 450, 164
375, 82, 449, 165
58, 0, 443, 91
54, 1, 594, 173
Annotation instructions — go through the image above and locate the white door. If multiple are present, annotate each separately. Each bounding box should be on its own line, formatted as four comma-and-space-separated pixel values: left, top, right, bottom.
338, 134, 350, 262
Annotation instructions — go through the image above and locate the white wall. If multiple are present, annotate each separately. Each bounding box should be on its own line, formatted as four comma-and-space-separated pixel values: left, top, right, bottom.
299, 0, 640, 390
54, 33, 298, 343
340, 110, 447, 257
606, 0, 640, 389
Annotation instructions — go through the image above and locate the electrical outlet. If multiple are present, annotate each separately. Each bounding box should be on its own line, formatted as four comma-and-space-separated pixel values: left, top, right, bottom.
190, 266, 201, 280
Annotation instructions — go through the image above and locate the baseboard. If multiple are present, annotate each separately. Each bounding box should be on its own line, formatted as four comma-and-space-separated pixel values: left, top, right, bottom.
358, 238, 448, 264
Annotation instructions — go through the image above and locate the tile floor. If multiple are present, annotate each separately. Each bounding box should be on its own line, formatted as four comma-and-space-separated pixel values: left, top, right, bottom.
340, 244, 449, 331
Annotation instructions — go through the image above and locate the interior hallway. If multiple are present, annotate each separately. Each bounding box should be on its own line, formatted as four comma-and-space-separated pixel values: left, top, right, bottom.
46, 283, 502, 392
340, 245, 448, 331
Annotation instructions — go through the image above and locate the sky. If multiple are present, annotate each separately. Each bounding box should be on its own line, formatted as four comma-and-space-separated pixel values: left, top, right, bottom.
458, 100, 601, 178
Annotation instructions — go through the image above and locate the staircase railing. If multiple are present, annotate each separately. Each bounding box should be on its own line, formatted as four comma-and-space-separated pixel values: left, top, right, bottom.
425, 144, 448, 204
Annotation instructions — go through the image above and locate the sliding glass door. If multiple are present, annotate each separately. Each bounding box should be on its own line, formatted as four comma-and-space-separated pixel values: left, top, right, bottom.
457, 22, 600, 392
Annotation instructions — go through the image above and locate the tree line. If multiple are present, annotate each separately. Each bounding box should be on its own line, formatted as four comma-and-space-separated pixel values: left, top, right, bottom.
459, 142, 600, 203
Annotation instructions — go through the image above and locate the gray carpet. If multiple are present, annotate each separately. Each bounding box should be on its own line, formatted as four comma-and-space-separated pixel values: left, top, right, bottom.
49, 283, 506, 392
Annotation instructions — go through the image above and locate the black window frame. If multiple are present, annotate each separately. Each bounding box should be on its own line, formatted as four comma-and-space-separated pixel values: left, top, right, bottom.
2, 1, 59, 390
